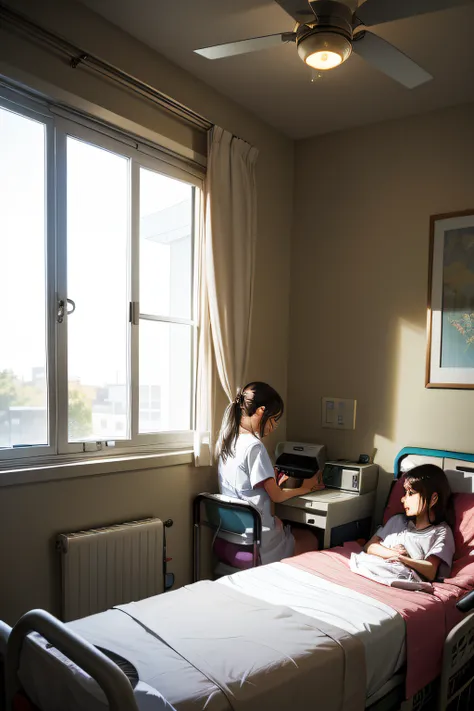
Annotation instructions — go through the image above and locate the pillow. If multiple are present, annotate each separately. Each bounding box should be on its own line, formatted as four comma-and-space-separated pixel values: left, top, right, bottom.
451, 492, 474, 560
382, 476, 406, 525
442, 554, 474, 592
440, 494, 474, 592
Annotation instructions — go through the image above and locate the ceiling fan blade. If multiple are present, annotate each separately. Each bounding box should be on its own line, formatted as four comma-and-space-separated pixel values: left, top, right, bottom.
353, 31, 432, 88
273, 0, 315, 23
355, 0, 473, 27
194, 33, 295, 60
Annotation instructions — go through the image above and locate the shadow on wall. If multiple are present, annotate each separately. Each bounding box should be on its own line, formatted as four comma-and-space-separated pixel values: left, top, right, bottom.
287, 104, 474, 476
285, 179, 419, 467
288, 247, 468, 473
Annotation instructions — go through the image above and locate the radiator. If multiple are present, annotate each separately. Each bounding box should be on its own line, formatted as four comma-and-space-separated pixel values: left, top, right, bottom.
57, 518, 165, 622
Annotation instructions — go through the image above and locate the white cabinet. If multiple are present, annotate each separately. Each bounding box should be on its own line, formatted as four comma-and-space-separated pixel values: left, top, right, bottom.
275, 489, 376, 549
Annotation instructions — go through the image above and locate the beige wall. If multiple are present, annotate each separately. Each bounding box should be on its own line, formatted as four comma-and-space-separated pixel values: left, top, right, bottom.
288, 102, 474, 483
0, 462, 216, 625
0, 0, 293, 624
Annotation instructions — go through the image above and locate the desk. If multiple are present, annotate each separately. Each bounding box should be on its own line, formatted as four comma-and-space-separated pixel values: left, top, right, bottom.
275, 489, 376, 549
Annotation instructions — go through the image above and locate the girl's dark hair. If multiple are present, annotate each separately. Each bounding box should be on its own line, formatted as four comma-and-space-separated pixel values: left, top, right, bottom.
215, 382, 284, 462
405, 464, 454, 526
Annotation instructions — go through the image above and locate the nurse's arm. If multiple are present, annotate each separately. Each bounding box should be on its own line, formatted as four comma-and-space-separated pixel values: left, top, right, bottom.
261, 475, 321, 503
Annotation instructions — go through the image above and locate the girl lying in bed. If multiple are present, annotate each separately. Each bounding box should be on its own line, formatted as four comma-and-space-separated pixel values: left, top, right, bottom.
350, 464, 455, 592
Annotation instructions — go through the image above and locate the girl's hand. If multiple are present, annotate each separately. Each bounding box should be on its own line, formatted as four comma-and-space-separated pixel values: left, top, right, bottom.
387, 552, 403, 562
304, 473, 325, 493
387, 548, 410, 563
392, 544, 409, 557
275, 468, 289, 487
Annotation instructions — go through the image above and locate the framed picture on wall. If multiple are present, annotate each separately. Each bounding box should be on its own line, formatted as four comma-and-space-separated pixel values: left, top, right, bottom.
426, 209, 474, 388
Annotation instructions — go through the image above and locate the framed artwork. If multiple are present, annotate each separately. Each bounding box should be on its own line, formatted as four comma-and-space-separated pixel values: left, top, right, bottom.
426, 210, 474, 388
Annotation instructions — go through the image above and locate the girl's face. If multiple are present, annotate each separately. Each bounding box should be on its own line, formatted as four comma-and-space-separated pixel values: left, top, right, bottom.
263, 414, 280, 437
401, 481, 425, 517
401, 480, 438, 518
247, 407, 280, 437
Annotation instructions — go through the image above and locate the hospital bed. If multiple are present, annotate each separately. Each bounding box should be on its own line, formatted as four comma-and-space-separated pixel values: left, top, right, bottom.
1, 447, 474, 711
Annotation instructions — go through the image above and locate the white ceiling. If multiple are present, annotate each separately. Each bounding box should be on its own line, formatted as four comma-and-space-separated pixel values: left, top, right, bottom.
77, 0, 474, 139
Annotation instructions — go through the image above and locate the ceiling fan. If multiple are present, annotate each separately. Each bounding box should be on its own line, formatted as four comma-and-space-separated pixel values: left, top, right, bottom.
194, 0, 472, 88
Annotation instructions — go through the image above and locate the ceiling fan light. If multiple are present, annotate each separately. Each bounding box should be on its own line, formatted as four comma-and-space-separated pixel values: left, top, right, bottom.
297, 31, 352, 71
306, 50, 342, 70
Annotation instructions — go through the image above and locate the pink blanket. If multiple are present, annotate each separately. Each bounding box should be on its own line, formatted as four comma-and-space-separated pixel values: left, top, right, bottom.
283, 542, 465, 699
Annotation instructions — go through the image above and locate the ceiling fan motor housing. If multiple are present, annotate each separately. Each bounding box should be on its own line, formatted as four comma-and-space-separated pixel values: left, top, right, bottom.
296, 0, 353, 66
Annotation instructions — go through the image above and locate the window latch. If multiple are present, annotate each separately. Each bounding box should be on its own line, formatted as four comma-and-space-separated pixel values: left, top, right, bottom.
57, 298, 76, 324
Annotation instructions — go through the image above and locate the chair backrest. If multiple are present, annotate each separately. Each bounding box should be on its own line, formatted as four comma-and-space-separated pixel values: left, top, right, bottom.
204, 501, 256, 534
193, 494, 262, 580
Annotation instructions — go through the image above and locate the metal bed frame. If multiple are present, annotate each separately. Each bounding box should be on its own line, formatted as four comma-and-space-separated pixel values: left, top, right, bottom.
0, 610, 139, 711
1, 447, 474, 711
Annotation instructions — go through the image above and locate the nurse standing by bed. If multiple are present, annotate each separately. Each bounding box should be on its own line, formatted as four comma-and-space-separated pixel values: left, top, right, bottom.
216, 381, 323, 565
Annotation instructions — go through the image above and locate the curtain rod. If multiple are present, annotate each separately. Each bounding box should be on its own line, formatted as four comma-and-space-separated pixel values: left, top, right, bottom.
0, 2, 213, 133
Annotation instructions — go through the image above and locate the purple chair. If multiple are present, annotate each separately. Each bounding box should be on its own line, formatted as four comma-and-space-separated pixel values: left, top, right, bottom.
193, 493, 262, 581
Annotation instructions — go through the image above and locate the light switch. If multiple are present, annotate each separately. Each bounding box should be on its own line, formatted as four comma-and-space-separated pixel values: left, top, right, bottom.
325, 399, 335, 424
322, 397, 357, 430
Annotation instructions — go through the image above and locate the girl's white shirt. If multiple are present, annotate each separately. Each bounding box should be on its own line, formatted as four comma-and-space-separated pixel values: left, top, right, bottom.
218, 433, 294, 564
376, 513, 455, 577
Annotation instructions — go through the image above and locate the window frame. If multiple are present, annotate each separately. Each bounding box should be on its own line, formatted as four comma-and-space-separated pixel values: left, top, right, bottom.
132, 157, 198, 447
0, 86, 203, 466
0, 92, 57, 462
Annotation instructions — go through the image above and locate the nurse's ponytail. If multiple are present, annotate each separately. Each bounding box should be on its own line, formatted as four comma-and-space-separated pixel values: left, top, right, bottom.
215, 382, 284, 462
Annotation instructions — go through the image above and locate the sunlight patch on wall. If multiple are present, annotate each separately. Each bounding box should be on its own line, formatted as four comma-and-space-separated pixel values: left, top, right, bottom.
373, 318, 426, 472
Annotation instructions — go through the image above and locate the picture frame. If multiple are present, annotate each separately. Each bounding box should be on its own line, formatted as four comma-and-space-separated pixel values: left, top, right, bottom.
426, 209, 474, 389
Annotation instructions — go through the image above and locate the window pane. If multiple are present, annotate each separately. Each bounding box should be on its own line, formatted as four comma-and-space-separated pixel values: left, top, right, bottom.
139, 168, 193, 319
0, 107, 48, 448
139, 320, 192, 432
67, 137, 129, 441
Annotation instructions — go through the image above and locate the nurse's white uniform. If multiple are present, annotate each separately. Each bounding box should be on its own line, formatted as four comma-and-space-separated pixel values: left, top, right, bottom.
218, 433, 294, 564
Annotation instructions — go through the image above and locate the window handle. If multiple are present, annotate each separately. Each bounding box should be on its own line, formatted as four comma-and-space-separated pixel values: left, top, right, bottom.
57, 298, 76, 323
129, 301, 139, 325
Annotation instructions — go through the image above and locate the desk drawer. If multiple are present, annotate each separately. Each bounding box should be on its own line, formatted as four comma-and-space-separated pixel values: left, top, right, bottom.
275, 505, 326, 530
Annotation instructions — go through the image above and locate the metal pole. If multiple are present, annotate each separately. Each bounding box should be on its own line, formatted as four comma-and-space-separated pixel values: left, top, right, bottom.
0, 3, 212, 133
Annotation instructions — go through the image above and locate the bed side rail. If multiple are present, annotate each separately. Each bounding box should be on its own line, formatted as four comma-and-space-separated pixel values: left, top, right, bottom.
438, 610, 474, 710
5, 609, 139, 711
1, 620, 12, 711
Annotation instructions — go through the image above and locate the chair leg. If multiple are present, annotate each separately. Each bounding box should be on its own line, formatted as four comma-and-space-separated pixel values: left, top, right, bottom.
252, 542, 259, 568
193, 524, 200, 582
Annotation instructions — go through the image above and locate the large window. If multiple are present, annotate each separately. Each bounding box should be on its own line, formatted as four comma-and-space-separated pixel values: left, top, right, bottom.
0, 89, 201, 462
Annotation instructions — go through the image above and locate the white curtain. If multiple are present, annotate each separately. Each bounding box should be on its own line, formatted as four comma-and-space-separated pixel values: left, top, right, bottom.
194, 126, 258, 466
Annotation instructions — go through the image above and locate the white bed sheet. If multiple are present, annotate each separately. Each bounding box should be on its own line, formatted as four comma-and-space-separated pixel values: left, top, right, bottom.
19, 562, 406, 710
217, 562, 406, 700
